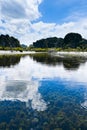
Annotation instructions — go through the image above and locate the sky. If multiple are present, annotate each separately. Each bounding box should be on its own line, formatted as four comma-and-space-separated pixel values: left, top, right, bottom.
0, 0, 87, 45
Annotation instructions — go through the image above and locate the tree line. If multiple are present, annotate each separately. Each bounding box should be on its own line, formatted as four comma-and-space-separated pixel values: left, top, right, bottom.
1, 33, 87, 50
0, 34, 21, 48
33, 32, 87, 49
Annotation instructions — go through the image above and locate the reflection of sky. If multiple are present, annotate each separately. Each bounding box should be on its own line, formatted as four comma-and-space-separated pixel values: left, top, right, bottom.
0, 80, 47, 111
0, 56, 87, 110
0, 56, 87, 83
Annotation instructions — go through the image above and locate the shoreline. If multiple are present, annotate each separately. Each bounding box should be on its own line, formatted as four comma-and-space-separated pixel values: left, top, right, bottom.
0, 50, 87, 57
56, 51, 87, 56
0, 50, 36, 55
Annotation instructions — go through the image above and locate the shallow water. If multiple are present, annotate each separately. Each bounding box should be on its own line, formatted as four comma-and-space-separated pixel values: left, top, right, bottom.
0, 53, 87, 130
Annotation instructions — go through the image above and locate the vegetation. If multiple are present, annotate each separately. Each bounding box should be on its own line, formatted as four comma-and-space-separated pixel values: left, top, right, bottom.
64, 33, 82, 48
32, 32, 87, 51
33, 37, 64, 48
0, 34, 21, 48
0, 34, 29, 51
0, 33, 87, 52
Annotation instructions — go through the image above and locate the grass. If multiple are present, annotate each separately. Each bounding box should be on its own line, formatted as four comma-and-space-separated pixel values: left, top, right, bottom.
0, 46, 87, 52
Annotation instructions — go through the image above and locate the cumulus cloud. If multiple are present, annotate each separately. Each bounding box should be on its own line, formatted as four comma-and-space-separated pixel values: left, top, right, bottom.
0, 0, 87, 45
0, 0, 42, 20
0, 0, 43, 44
19, 19, 87, 44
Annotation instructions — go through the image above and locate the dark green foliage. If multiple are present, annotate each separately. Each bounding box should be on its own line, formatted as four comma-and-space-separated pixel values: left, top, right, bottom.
0, 34, 21, 48
79, 39, 87, 49
64, 33, 82, 48
33, 37, 64, 48
33, 32, 87, 49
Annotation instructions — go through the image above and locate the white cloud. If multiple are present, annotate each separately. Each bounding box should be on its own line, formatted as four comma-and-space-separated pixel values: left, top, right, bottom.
19, 19, 87, 45
0, 0, 42, 20
0, 0, 43, 44
0, 0, 87, 45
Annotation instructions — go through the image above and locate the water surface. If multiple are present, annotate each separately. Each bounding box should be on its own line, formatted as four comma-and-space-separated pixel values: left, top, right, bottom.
0, 53, 87, 130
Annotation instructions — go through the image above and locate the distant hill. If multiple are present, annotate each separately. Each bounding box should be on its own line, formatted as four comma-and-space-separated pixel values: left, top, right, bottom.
33, 33, 87, 49
21, 44, 27, 48
0, 34, 21, 48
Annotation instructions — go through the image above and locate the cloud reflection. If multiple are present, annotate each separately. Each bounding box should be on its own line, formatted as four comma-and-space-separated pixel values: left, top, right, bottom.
0, 80, 47, 111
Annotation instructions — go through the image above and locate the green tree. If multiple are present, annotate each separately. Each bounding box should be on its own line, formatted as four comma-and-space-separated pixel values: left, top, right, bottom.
64, 32, 82, 48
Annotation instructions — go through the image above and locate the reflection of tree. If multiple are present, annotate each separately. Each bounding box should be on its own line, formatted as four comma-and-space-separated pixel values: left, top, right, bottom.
0, 55, 22, 67
29, 53, 87, 70
62, 57, 86, 70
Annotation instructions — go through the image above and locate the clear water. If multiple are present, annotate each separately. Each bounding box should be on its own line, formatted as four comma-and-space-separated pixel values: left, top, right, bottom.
0, 53, 87, 130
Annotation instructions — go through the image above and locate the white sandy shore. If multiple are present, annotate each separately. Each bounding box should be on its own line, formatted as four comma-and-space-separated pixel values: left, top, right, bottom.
0, 50, 35, 55
0, 50, 87, 56
55, 51, 87, 57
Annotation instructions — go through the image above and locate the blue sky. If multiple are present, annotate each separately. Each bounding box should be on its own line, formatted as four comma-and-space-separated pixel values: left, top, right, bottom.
0, 0, 87, 45
39, 0, 87, 23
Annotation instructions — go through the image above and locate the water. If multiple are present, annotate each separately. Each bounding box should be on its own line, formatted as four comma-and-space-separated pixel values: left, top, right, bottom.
0, 53, 87, 130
